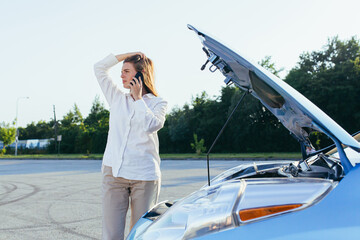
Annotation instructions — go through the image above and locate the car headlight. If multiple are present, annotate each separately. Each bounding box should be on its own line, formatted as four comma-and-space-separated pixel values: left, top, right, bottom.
137, 180, 243, 239
136, 178, 334, 240
236, 178, 334, 223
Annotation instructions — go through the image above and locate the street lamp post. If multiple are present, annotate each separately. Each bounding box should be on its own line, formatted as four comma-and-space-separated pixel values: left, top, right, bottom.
15, 96, 29, 156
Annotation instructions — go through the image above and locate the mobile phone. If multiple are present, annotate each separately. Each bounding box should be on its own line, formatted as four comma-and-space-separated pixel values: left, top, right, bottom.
134, 72, 144, 83
134, 72, 151, 93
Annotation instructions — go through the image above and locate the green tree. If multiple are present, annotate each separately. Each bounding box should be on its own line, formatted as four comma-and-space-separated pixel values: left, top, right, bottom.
58, 104, 84, 153
0, 122, 16, 154
18, 120, 54, 140
80, 96, 109, 154
258, 55, 284, 77
166, 104, 192, 152
190, 133, 206, 155
285, 36, 360, 147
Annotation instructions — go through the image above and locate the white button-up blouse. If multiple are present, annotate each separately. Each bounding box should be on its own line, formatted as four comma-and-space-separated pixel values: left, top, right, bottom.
94, 54, 167, 180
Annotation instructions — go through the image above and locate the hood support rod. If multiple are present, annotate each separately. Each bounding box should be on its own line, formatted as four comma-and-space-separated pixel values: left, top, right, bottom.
206, 90, 248, 186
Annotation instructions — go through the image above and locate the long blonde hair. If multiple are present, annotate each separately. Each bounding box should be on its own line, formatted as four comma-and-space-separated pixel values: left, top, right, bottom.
124, 54, 158, 96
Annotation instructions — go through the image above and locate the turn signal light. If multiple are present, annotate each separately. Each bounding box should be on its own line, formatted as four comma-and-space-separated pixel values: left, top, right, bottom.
239, 204, 303, 222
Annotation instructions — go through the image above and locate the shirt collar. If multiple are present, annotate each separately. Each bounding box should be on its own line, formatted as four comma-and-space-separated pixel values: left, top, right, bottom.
143, 93, 155, 99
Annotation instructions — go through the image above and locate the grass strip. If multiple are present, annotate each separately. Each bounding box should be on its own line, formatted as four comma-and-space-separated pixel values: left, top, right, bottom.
0, 152, 301, 160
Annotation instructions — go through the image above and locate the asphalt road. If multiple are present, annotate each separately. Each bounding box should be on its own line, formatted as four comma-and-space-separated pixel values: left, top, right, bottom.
0, 159, 264, 239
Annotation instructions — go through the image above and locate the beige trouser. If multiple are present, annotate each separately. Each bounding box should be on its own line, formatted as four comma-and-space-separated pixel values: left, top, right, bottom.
102, 165, 160, 240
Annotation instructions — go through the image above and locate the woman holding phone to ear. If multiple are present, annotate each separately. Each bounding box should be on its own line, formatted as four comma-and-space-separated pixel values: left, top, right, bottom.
94, 52, 167, 240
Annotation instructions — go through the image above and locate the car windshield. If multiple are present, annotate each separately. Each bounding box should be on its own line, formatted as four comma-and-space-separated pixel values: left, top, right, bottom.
327, 133, 360, 166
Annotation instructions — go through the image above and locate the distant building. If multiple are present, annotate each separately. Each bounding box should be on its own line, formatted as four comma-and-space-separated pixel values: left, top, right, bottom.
7, 139, 52, 149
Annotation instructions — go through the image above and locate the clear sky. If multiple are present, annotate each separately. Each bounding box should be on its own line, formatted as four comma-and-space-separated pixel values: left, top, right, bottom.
1, 0, 359, 127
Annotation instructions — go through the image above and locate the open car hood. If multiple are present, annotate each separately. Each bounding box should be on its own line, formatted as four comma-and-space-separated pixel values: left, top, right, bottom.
188, 24, 360, 170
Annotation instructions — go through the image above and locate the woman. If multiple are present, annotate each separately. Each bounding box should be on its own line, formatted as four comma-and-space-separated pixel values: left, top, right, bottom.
94, 52, 167, 240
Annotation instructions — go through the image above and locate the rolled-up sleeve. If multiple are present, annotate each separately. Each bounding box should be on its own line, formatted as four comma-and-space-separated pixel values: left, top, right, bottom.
133, 98, 168, 133
94, 54, 122, 106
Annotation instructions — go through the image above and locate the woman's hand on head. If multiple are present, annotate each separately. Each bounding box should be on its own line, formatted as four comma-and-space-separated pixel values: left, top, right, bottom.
115, 52, 146, 62
129, 52, 145, 59
129, 76, 143, 101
